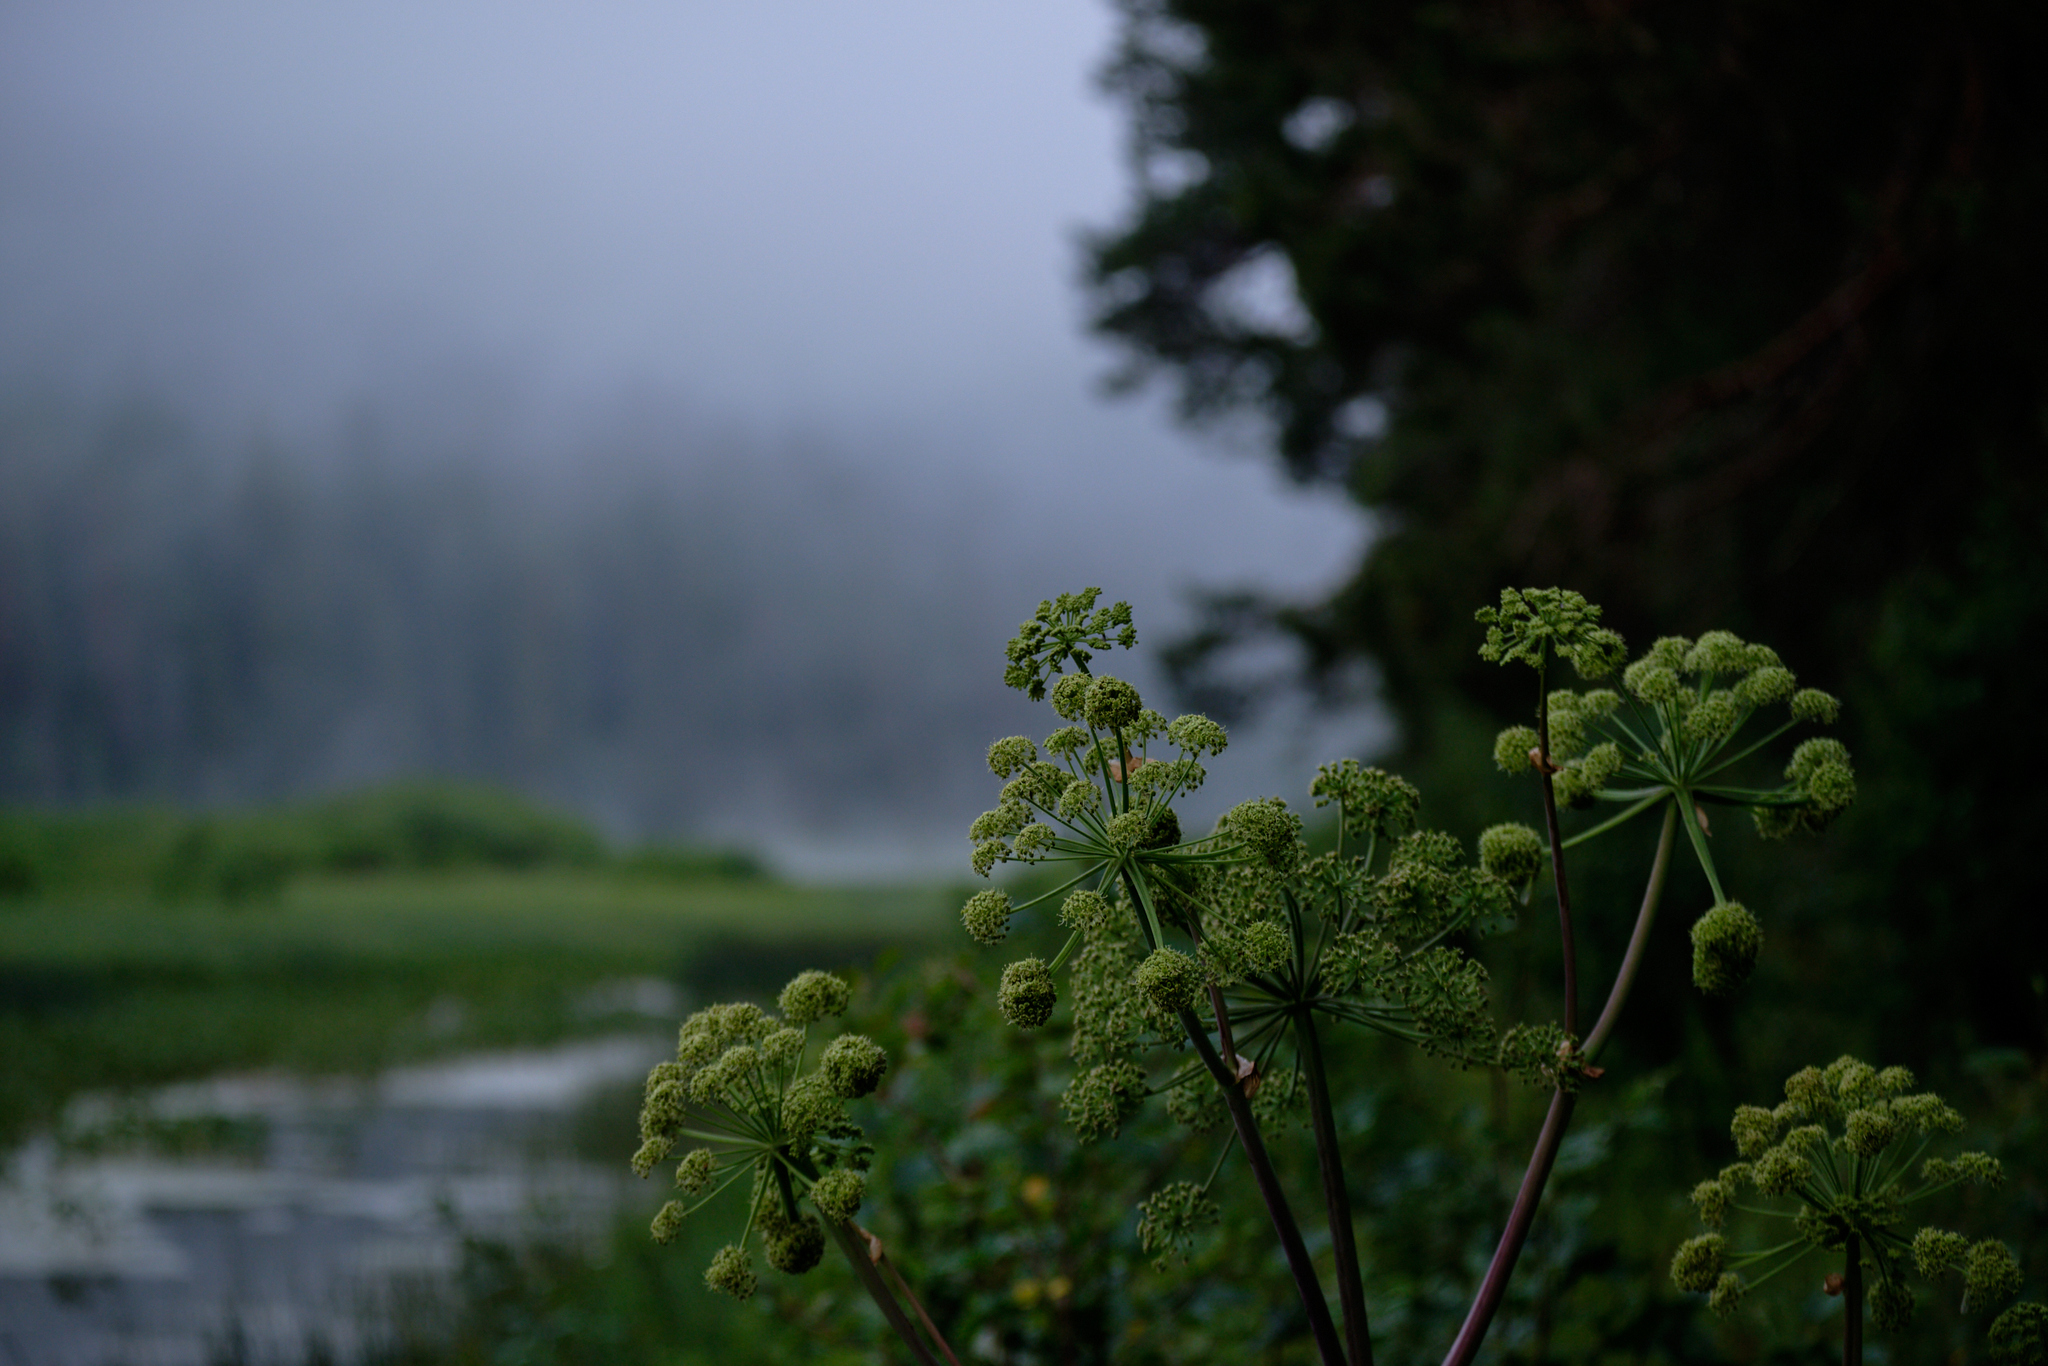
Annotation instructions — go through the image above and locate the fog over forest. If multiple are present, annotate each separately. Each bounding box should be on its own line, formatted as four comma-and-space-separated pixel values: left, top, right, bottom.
0, 2, 1376, 876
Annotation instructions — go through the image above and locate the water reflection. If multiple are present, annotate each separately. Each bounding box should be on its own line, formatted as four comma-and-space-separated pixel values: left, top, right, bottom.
0, 1036, 665, 1365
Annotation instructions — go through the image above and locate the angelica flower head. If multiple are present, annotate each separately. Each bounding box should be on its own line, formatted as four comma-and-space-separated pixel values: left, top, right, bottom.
632, 970, 883, 1297
1003, 588, 1137, 700
1675, 1058, 2027, 1348
1475, 587, 1626, 678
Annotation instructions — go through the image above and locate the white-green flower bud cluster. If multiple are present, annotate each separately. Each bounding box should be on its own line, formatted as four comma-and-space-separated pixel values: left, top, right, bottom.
1755, 736, 1857, 839
1475, 587, 1626, 678
1134, 947, 1204, 1014
960, 889, 1013, 945
1061, 1060, 1147, 1143
1002, 588, 1136, 700
631, 970, 883, 1298
820, 1034, 889, 1098
1218, 797, 1301, 867
1477, 823, 1545, 887
1310, 759, 1421, 840
1675, 1057, 2024, 1344
1482, 609, 1853, 887
1989, 1302, 2048, 1362
809, 1167, 865, 1223
1136, 1181, 1221, 1272
998, 957, 1059, 1029
777, 970, 851, 1025
1690, 901, 1763, 995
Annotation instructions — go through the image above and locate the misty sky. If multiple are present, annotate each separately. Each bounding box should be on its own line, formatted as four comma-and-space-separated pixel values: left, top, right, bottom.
0, 1, 1378, 875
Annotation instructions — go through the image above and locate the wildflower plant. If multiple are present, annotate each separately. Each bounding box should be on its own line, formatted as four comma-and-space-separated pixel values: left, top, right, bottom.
632, 583, 2030, 1366
1673, 1057, 2045, 1363
1482, 595, 1856, 1001
630, 970, 958, 1365
958, 591, 1588, 1366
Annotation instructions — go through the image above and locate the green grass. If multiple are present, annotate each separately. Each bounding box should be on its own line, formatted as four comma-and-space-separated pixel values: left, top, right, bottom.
0, 866, 959, 1147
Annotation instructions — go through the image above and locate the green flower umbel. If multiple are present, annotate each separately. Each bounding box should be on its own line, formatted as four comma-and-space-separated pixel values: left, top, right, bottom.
632, 971, 880, 1298
1673, 1057, 2031, 1353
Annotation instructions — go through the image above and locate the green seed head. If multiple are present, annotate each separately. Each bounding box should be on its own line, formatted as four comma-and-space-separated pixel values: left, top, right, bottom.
1684, 630, 1750, 676
1988, 1301, 2048, 1363
1050, 673, 1093, 721
704, 1243, 757, 1300
1058, 888, 1114, 933
1671, 1234, 1726, 1293
1493, 726, 1540, 775
1134, 947, 1204, 1015
987, 735, 1038, 778
1751, 1143, 1812, 1196
809, 1167, 865, 1223
1691, 902, 1763, 995
1220, 797, 1300, 867
1966, 1240, 2024, 1311
819, 1034, 889, 1099
1166, 713, 1229, 756
1083, 676, 1143, 730
1790, 688, 1841, 724
1477, 823, 1545, 886
1915, 1227, 1969, 1277
1736, 665, 1797, 707
1624, 659, 1681, 704
1731, 1104, 1781, 1159
1872, 1278, 1916, 1330
762, 1211, 826, 1275
777, 970, 851, 1025
675, 1148, 717, 1195
997, 957, 1058, 1029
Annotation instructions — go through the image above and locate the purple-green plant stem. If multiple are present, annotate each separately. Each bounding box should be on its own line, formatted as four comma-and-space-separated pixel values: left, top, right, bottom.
1844, 1234, 1863, 1366
1178, 1004, 1348, 1366
1441, 678, 1583, 1366
1584, 805, 1679, 1060
1438, 1088, 1579, 1366
824, 1214, 944, 1366
1296, 1004, 1375, 1366
867, 1229, 965, 1366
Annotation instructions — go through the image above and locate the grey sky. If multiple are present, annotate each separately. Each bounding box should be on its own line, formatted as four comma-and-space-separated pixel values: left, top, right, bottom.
0, 1, 1377, 874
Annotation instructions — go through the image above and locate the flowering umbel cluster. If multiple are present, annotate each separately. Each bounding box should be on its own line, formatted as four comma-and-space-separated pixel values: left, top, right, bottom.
961, 590, 1566, 1266
1482, 605, 1853, 997
1671, 1057, 2042, 1357
631, 970, 879, 1299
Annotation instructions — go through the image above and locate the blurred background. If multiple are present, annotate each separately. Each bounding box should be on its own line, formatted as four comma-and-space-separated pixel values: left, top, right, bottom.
0, 0, 1381, 879
3, 1, 2044, 1363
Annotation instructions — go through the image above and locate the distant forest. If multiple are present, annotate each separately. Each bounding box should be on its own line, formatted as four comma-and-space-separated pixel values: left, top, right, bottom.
0, 389, 1047, 856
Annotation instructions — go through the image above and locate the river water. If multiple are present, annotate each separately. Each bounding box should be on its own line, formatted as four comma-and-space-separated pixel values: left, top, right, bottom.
0, 1032, 670, 1366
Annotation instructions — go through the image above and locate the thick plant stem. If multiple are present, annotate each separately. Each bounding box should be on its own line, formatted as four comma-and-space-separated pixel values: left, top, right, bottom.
1297, 1006, 1374, 1366
1844, 1235, 1863, 1366
1441, 702, 1585, 1366
1178, 1005, 1348, 1366
1584, 806, 1679, 1061
1439, 1089, 1579, 1366
862, 1225, 964, 1366
825, 1216, 943, 1366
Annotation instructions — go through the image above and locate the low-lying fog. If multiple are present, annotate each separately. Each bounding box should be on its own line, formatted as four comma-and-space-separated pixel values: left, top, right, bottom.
0, 0, 1379, 877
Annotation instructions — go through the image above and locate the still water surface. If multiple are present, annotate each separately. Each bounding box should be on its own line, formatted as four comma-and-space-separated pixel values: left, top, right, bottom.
0, 1033, 667, 1366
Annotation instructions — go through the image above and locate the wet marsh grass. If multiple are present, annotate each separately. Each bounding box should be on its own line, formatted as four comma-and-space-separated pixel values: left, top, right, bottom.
0, 867, 958, 1146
